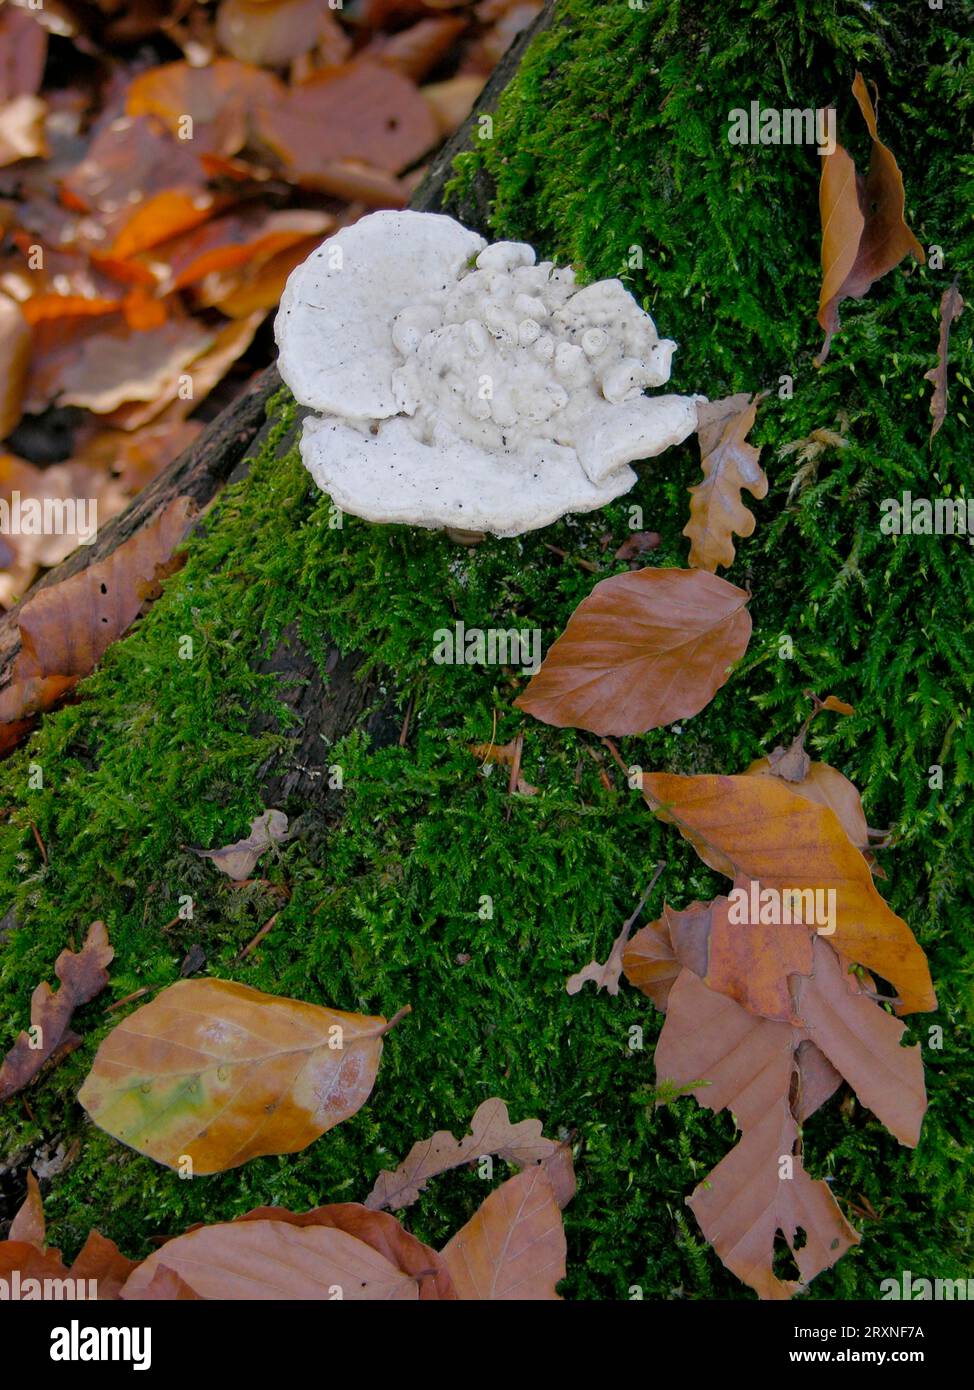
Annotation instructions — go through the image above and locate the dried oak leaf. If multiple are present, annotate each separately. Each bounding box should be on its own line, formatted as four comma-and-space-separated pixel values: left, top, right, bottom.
815, 73, 924, 365
924, 275, 964, 442
121, 1214, 437, 1300
78, 979, 408, 1173
0, 496, 194, 739
441, 1167, 566, 1300
514, 568, 751, 736
126, 60, 285, 157
366, 1096, 575, 1212
256, 60, 437, 177
683, 392, 768, 572
0, 922, 113, 1102
640, 772, 935, 1015
654, 934, 925, 1298
192, 808, 290, 879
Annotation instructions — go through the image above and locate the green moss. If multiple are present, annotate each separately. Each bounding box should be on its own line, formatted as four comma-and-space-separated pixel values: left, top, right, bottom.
1, 0, 973, 1299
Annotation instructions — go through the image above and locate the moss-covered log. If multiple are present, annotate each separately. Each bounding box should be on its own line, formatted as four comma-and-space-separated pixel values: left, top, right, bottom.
1, 0, 972, 1300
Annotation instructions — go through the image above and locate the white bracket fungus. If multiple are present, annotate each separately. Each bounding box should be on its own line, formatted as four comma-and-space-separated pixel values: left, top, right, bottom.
275, 210, 701, 538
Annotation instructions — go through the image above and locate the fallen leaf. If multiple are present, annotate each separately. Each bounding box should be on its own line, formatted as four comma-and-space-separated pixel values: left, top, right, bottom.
366, 1096, 575, 1211
192, 808, 290, 879
0, 922, 114, 1102
256, 61, 437, 177
78, 979, 409, 1172
441, 1167, 566, 1300
924, 275, 964, 442
566, 871, 662, 997
683, 392, 767, 572
514, 568, 751, 736
622, 900, 712, 1011
9, 1172, 45, 1247
815, 74, 925, 365
0, 93, 48, 166
422, 74, 485, 137
56, 318, 214, 413
365, 16, 468, 81
0, 495, 194, 740
468, 736, 537, 795
215, 0, 332, 68
640, 772, 935, 1015
0, 7, 48, 102
126, 60, 285, 157
614, 530, 660, 561
655, 934, 925, 1297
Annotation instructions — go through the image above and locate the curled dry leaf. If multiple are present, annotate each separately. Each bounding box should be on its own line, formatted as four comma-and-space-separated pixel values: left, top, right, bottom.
366, 1096, 575, 1211
640, 772, 935, 1015
924, 275, 964, 442
0, 495, 194, 744
816, 73, 924, 365
683, 392, 768, 572
122, 1203, 453, 1301
653, 934, 925, 1298
78, 979, 409, 1172
192, 808, 290, 880
514, 568, 751, 736
0, 922, 113, 1102
441, 1167, 566, 1300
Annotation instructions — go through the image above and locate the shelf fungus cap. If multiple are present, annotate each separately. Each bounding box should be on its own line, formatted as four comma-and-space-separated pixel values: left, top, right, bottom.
275, 210, 701, 537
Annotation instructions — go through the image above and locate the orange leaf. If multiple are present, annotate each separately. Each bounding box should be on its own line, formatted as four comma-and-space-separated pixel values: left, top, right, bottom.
126, 60, 285, 157
78, 979, 408, 1172
640, 772, 935, 1015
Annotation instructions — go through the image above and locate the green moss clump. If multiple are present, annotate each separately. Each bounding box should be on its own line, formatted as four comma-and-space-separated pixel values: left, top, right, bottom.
1, 0, 972, 1299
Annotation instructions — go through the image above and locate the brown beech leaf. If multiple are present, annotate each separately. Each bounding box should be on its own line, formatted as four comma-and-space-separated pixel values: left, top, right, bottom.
640, 772, 935, 1015
256, 61, 437, 177
514, 568, 751, 736
69, 1231, 140, 1300
0, 922, 113, 1102
683, 392, 768, 572
924, 275, 964, 442
816, 73, 924, 365
655, 934, 925, 1298
0, 496, 194, 739
367, 1096, 574, 1212
622, 900, 713, 1010
122, 1216, 430, 1300
229, 1203, 455, 1301
129, 1266, 201, 1300
746, 755, 871, 857
126, 60, 285, 156
78, 979, 409, 1173
441, 1167, 566, 1300
192, 809, 290, 879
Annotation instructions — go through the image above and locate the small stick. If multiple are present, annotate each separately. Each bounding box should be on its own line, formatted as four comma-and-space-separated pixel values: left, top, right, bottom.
399, 688, 417, 748
105, 987, 150, 1013
237, 911, 280, 962
29, 821, 48, 865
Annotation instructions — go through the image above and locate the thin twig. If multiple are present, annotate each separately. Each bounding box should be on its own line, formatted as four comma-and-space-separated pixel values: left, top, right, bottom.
236, 911, 280, 962
105, 987, 150, 1013
29, 821, 48, 865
